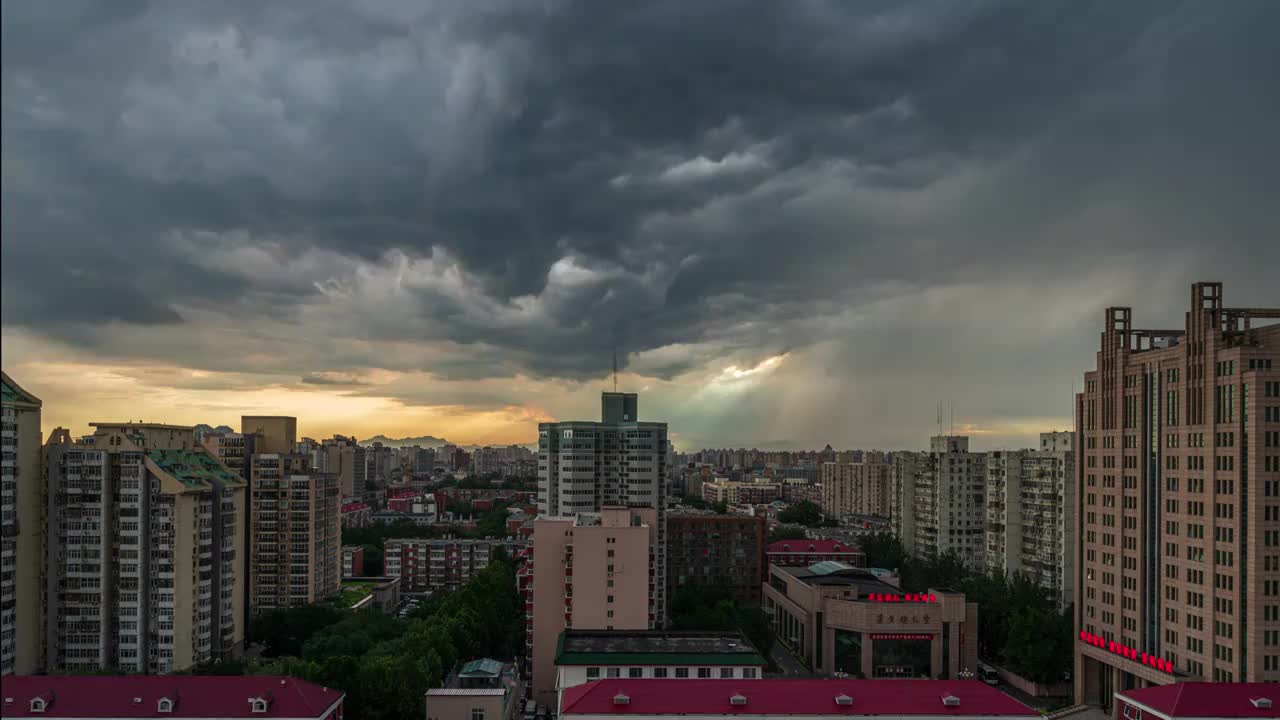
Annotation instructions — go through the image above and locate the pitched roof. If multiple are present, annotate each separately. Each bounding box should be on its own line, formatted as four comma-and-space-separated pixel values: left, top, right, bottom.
1, 676, 343, 718
0, 371, 41, 407
1118, 683, 1279, 718
556, 630, 768, 667
561, 679, 1039, 717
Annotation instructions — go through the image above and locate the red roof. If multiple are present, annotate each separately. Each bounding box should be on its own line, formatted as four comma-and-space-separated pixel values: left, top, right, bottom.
341, 502, 369, 513
1118, 683, 1279, 719
1, 676, 343, 718
766, 539, 857, 553
561, 679, 1038, 717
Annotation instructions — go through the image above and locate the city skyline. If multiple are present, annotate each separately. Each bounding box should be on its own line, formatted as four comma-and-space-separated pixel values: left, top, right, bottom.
4, 2, 1279, 451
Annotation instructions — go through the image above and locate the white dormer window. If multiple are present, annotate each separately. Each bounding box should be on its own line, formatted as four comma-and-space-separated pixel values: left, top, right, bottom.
30, 698, 46, 713
730, 694, 748, 706
1251, 699, 1273, 710
250, 698, 269, 713
612, 693, 630, 706
941, 695, 961, 707
158, 698, 174, 713
835, 694, 854, 706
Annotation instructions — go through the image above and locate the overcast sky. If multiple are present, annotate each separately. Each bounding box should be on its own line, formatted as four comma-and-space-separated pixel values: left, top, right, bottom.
3, 0, 1277, 451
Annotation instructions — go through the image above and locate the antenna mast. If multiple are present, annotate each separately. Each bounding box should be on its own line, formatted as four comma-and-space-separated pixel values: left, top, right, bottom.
612, 346, 618, 392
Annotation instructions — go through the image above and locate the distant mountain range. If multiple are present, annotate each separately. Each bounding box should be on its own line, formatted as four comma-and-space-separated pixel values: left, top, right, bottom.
362, 434, 450, 448
194, 423, 234, 436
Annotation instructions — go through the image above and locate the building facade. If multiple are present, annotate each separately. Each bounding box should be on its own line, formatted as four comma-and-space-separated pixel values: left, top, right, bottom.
821, 460, 890, 518
248, 454, 341, 610
1074, 283, 1280, 705
897, 437, 987, 570
700, 479, 780, 506
888, 451, 926, 555
525, 507, 659, 707
1, 372, 43, 676
383, 538, 493, 593
425, 658, 523, 720
44, 423, 245, 674
666, 511, 766, 603
766, 539, 865, 568
763, 562, 978, 679
341, 545, 364, 577
538, 392, 669, 621
985, 434, 1075, 607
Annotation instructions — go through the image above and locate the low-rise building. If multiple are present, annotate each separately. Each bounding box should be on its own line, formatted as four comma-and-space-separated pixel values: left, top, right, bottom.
560, 679, 1038, 719
701, 479, 780, 505
766, 539, 864, 568
666, 511, 766, 603
763, 561, 978, 679
1113, 683, 1277, 720
0, 675, 344, 719
340, 500, 372, 528
341, 545, 364, 577
554, 630, 767, 711
384, 538, 492, 593
337, 576, 400, 612
425, 658, 523, 720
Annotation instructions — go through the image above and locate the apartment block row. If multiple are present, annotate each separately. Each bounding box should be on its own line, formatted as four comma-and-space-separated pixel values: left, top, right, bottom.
383, 538, 493, 593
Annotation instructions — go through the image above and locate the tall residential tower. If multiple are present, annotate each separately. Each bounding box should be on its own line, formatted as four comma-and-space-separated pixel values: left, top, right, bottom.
1, 372, 43, 675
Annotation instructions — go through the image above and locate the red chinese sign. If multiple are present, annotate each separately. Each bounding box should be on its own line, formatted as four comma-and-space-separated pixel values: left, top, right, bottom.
1079, 631, 1173, 673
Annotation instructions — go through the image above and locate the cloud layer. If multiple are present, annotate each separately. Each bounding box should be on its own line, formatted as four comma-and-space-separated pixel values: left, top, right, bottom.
3, 0, 1278, 448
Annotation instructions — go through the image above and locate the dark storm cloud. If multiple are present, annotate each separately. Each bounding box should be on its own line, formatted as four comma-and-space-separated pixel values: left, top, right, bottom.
3, 0, 1278, 391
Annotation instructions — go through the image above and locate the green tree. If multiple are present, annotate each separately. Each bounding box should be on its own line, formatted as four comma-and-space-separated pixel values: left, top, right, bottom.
249, 605, 344, 658
768, 525, 808, 544
777, 500, 826, 527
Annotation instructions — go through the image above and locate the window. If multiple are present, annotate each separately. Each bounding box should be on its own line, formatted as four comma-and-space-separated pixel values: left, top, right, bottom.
675, 667, 690, 678
653, 667, 668, 678
720, 667, 734, 678
698, 667, 712, 678
157, 699, 173, 713
29, 699, 46, 714
629, 667, 643, 678
607, 667, 621, 678
470, 710, 486, 720
250, 699, 268, 714
742, 668, 758, 679
586, 667, 600, 679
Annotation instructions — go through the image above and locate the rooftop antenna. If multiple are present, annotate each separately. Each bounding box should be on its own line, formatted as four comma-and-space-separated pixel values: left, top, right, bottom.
612, 345, 618, 392
950, 401, 954, 436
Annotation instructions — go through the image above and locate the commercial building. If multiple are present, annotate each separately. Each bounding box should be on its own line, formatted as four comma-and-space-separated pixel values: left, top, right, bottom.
1113, 682, 1277, 720
247, 454, 341, 609
1, 675, 344, 719
1, 372, 43, 676
985, 433, 1075, 607
821, 459, 890, 518
537, 392, 670, 621
1074, 283, 1280, 705
424, 658, 523, 720
525, 507, 659, 707
44, 423, 245, 674
666, 511, 766, 603
766, 539, 864, 568
763, 561, 978, 679
553, 630, 767, 711
700, 478, 780, 506
559, 679, 1038, 720
383, 538, 493, 593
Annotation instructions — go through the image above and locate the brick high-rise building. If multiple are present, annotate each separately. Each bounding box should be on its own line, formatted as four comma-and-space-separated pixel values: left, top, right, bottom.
666, 511, 766, 603
1074, 282, 1280, 706
44, 423, 245, 674
524, 507, 658, 707
821, 460, 890, 518
1, 372, 43, 676
985, 433, 1076, 607
247, 454, 341, 609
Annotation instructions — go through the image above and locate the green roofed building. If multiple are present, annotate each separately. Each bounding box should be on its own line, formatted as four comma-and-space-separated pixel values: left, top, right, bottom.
44, 422, 247, 674
554, 629, 768, 709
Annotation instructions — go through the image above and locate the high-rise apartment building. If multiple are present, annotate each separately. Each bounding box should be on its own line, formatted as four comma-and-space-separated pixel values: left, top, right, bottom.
240, 416, 297, 455
821, 458, 890, 518
316, 435, 359, 499
894, 437, 987, 569
44, 423, 245, 674
525, 507, 659, 707
1075, 283, 1280, 704
537, 392, 669, 620
383, 538, 492, 593
247, 454, 340, 609
985, 432, 1075, 607
1, 372, 43, 676
889, 451, 926, 555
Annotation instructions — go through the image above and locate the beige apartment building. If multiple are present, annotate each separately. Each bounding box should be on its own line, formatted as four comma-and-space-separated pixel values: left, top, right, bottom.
44, 423, 245, 674
893, 437, 987, 570
1, 372, 44, 676
1074, 282, 1280, 707
525, 507, 658, 707
889, 451, 926, 555
700, 478, 780, 505
248, 453, 341, 609
821, 458, 890, 518
986, 433, 1076, 607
